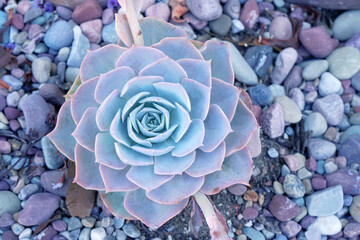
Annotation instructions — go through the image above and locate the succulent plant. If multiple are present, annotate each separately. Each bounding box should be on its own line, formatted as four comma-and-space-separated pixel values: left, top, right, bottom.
48, 0, 260, 238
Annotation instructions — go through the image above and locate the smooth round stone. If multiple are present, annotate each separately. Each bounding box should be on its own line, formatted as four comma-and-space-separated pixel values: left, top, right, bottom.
302, 60, 329, 81
102, 21, 119, 44
283, 155, 301, 172
344, 222, 360, 238
333, 10, 360, 41
231, 19, 245, 33
16, 0, 31, 14
299, 26, 338, 58
307, 138, 336, 160
18, 183, 41, 201
339, 135, 360, 167
305, 185, 344, 217
268, 195, 301, 221
52, 220, 67, 232
67, 26, 90, 67
44, 20, 73, 50
267, 148, 279, 158
243, 207, 259, 220
10, 157, 28, 170
65, 67, 80, 83
41, 170, 70, 197
350, 195, 360, 222
6, 92, 20, 107
239, 0, 259, 28
313, 94, 344, 126
209, 14, 231, 37
304, 112, 327, 137
279, 221, 301, 238
284, 65, 302, 90
289, 87, 305, 111
308, 215, 342, 236
12, 14, 24, 30
269, 15, 293, 40
226, 42, 258, 85
270, 47, 298, 84
14, 31, 28, 44
18, 193, 61, 226
28, 24, 43, 39
248, 84, 272, 106
350, 112, 360, 124
327, 46, 360, 80
34, 43, 49, 54
24, 7, 42, 23
186, 0, 222, 21
274, 96, 302, 123
68, 216, 82, 231
41, 136, 65, 170
346, 32, 360, 51
244, 45, 273, 78
56, 6, 73, 20
141, 0, 156, 12
2, 75, 23, 91
283, 174, 306, 198
102, 8, 114, 25
39, 83, 65, 107
224, 0, 240, 19
80, 19, 102, 44
268, 84, 285, 102
71, 0, 102, 24
327, 169, 360, 195
0, 191, 21, 216
352, 70, 360, 91
311, 177, 326, 190
318, 72, 342, 96
145, 2, 170, 21
90, 227, 106, 240
243, 227, 265, 240
122, 223, 140, 238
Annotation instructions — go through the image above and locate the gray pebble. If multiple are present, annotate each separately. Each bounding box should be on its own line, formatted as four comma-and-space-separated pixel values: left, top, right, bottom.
41, 136, 65, 170
122, 223, 140, 238
318, 72, 342, 96
32, 57, 51, 83
283, 174, 306, 198
327, 46, 360, 79
304, 112, 327, 137
307, 138, 336, 160
18, 183, 41, 201
302, 60, 329, 81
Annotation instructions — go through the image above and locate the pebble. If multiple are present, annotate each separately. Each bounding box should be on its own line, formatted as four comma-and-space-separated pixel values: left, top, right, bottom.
307, 138, 336, 160
0, 191, 21, 216
243, 207, 259, 220
79, 227, 91, 240
11, 223, 24, 235
231, 19, 245, 33
306, 185, 344, 216
311, 177, 326, 190
67, 26, 90, 67
224, 0, 241, 19
42, 136, 65, 170
2, 75, 23, 90
307, 215, 342, 235
16, 0, 31, 14
18, 227, 31, 238
122, 223, 140, 238
18, 183, 41, 201
242, 227, 265, 240
299, 26, 338, 58
327, 46, 360, 80
346, 31, 360, 51
24, 7, 42, 23
0, 140, 11, 154
339, 135, 360, 167
269, 16, 293, 40
239, 0, 259, 29
72, 0, 103, 24
66, 67, 80, 83
11, 14, 24, 30
209, 14, 231, 37
284, 65, 302, 90
14, 31, 28, 44
227, 42, 258, 85
326, 169, 360, 195
283, 174, 306, 198
279, 220, 301, 238
283, 155, 302, 172
102, 21, 119, 44
344, 222, 360, 237
186, 0, 222, 21
32, 57, 51, 83
80, 19, 102, 44
244, 45, 273, 78
267, 148, 279, 158
20, 94, 51, 137
28, 24, 43, 39
268, 195, 301, 221
302, 60, 329, 81
288, 87, 305, 111
350, 195, 360, 222
274, 96, 302, 123
68, 216, 82, 231
18, 193, 60, 226
324, 161, 338, 174
145, 2, 170, 21
304, 112, 327, 137
52, 220, 67, 232
39, 83, 65, 107
102, 8, 114, 25
44, 20, 73, 50
260, 103, 285, 139
318, 72, 342, 96
56, 6, 73, 20
270, 47, 298, 84
332, 10, 360, 41
312, 94, 344, 126
248, 84, 272, 106
91, 227, 107, 240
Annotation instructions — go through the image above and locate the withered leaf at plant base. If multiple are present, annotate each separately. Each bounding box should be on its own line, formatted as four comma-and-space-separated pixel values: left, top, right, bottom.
66, 162, 96, 218
189, 198, 203, 238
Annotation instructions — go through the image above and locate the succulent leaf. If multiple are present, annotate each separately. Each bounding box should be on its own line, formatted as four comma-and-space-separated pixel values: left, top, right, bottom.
177, 59, 212, 87
99, 165, 139, 192
154, 151, 196, 175
100, 191, 137, 220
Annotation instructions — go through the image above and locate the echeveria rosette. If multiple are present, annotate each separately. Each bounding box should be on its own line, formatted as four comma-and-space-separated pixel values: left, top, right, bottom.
48, 18, 259, 230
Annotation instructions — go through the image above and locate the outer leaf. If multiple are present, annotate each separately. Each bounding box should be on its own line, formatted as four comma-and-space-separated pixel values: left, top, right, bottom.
74, 144, 105, 191
71, 77, 99, 124
177, 59, 211, 87
99, 165, 139, 192
186, 142, 226, 178
126, 165, 174, 191
115, 142, 154, 166
139, 17, 187, 46
200, 147, 253, 195
146, 173, 204, 204
153, 37, 203, 61
95, 132, 127, 170
47, 100, 77, 161
154, 151, 196, 175
225, 99, 258, 157
200, 105, 232, 153
100, 192, 137, 220
72, 107, 99, 152
200, 40, 234, 85
124, 189, 188, 229
80, 44, 126, 82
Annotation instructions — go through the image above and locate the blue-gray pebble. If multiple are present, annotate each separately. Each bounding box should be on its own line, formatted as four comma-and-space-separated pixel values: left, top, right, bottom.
248, 84, 272, 106
44, 20, 74, 50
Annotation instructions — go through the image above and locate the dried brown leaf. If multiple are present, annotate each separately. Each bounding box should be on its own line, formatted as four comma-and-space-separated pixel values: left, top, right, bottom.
65, 162, 96, 218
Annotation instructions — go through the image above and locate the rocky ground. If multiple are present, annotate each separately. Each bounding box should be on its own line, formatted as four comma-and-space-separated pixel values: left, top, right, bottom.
1, 0, 360, 239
